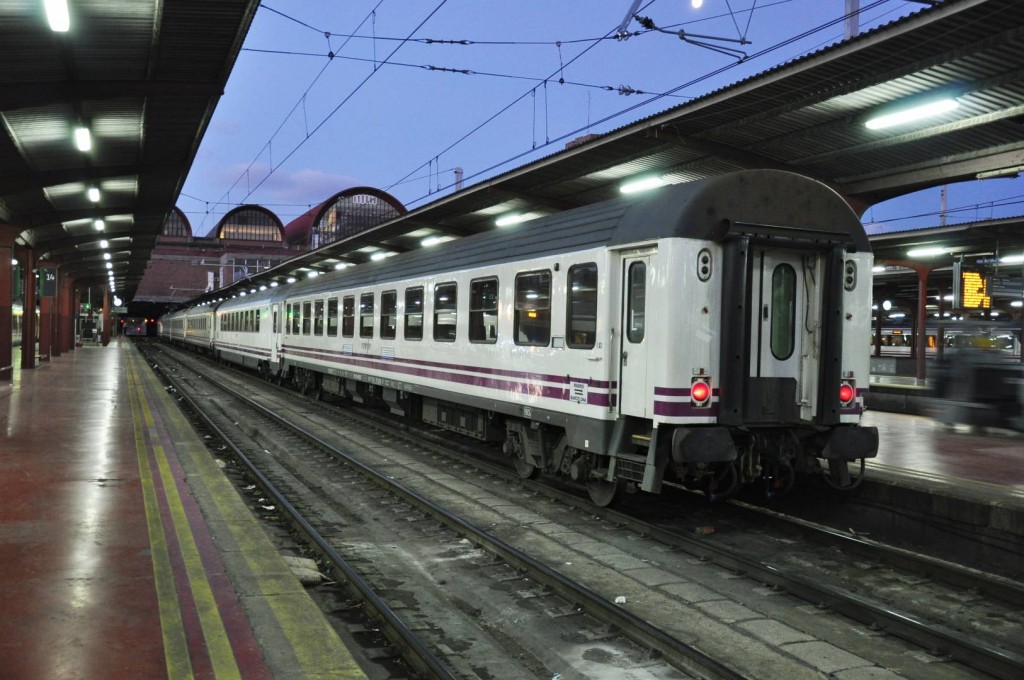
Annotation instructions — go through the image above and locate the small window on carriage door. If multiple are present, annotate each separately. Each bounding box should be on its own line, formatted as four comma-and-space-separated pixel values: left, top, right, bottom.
770, 263, 796, 360
327, 298, 338, 337
360, 292, 375, 338
627, 262, 646, 343
314, 299, 324, 335
342, 296, 354, 337
302, 301, 312, 335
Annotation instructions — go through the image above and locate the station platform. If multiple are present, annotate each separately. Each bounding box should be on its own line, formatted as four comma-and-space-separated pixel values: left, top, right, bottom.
0, 339, 367, 680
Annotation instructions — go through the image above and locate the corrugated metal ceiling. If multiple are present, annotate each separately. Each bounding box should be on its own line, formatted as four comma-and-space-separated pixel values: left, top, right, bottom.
0, 0, 260, 301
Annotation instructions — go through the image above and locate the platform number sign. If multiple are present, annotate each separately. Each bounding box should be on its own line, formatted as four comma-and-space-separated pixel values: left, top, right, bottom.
41, 268, 57, 297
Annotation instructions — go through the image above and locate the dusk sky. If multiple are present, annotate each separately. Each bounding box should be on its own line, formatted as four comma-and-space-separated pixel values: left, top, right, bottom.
178, 0, 1024, 237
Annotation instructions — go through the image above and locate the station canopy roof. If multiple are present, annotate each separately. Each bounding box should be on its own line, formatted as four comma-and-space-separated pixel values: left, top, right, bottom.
190, 0, 1024, 307
4, 1, 1022, 309
0, 0, 261, 301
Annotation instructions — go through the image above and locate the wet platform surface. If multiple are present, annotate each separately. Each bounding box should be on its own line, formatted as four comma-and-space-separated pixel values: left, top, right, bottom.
863, 409, 1024, 502
0, 340, 366, 679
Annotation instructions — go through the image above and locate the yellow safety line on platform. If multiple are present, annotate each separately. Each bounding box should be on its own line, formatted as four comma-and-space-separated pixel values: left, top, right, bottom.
128, 349, 243, 680
135, 345, 365, 677
127, 351, 194, 680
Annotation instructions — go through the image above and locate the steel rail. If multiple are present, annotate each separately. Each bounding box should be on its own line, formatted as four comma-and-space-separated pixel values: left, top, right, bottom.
193, 369, 748, 680
156, 362, 459, 680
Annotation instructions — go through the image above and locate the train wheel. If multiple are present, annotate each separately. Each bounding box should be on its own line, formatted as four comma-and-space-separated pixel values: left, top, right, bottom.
586, 477, 620, 507
513, 455, 537, 480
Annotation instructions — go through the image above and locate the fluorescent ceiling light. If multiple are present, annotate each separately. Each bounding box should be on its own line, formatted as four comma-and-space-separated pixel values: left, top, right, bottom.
74, 126, 91, 151
906, 246, 946, 257
334, 262, 349, 270
45, 0, 70, 32
370, 252, 389, 261
270, 282, 279, 287
87, 187, 100, 202
620, 176, 666, 194
865, 98, 958, 130
1012, 301, 1023, 308
102, 252, 111, 260
1000, 254, 1024, 264
871, 265, 886, 273
99, 239, 108, 248
307, 271, 319, 279
94, 219, 105, 231
105, 263, 112, 269
421, 236, 442, 247
495, 213, 527, 227
286, 277, 296, 284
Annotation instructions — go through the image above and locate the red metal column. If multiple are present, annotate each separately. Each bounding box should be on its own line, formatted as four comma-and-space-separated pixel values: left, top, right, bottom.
916, 268, 929, 381
50, 265, 64, 357
101, 285, 111, 346
59, 274, 74, 352
20, 249, 36, 370
0, 232, 14, 381
38, 264, 55, 362
70, 287, 81, 351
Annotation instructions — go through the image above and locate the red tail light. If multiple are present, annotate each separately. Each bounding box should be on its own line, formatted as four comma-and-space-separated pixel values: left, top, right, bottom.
691, 378, 712, 407
839, 381, 855, 406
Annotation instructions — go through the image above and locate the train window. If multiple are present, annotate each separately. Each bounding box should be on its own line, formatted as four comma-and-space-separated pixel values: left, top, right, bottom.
327, 298, 338, 337
292, 304, 300, 335
515, 270, 551, 346
469, 277, 498, 344
381, 290, 397, 340
405, 287, 423, 341
314, 299, 324, 336
302, 301, 312, 335
434, 283, 458, 342
627, 262, 645, 343
360, 293, 375, 338
567, 263, 597, 349
342, 296, 354, 337
770, 264, 796, 360
273, 308, 278, 334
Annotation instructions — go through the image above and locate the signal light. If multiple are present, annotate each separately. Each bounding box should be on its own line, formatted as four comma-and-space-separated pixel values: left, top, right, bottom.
839, 381, 856, 406
691, 377, 712, 407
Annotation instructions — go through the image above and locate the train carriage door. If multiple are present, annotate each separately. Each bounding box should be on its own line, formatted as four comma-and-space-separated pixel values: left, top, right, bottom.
748, 248, 820, 420
619, 256, 650, 417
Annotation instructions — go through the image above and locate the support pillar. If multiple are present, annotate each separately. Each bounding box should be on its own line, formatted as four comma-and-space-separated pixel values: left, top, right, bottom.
916, 269, 929, 382
59, 272, 75, 353
71, 287, 81, 351
101, 285, 111, 347
20, 248, 36, 370
38, 263, 57, 362
0, 228, 15, 381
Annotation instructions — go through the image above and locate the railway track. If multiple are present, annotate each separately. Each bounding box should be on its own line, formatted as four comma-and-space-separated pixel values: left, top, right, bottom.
147, 342, 1024, 679
148, 344, 735, 679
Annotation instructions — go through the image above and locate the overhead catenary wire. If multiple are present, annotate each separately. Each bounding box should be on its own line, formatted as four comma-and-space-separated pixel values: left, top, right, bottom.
199, 0, 391, 234
395, 0, 900, 208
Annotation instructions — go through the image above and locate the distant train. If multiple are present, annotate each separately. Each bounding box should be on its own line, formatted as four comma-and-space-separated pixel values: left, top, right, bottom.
875, 323, 1020, 357
162, 170, 879, 506
122, 317, 150, 337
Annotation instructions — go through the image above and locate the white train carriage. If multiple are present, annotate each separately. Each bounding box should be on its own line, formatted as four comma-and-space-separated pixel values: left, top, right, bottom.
212, 293, 279, 376
178, 306, 215, 351
263, 170, 877, 505
160, 308, 187, 343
